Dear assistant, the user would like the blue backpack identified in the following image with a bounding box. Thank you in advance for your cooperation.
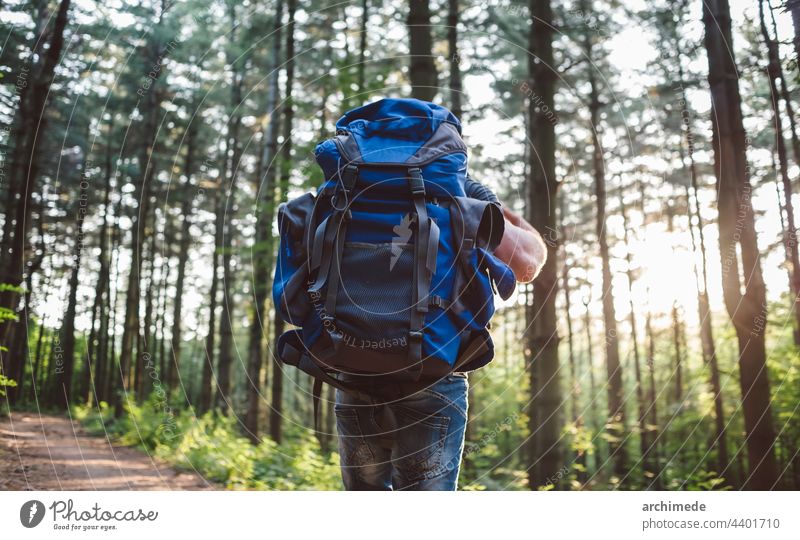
[273,98,515,408]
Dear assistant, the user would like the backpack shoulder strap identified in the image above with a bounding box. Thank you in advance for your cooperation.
[406,167,439,380]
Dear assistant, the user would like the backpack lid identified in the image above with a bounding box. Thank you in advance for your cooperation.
[333,98,465,165]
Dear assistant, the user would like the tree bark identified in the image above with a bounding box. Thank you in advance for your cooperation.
[104,194,123,404]
[664,19,730,477]
[357,0,368,95]
[115,36,166,419]
[138,211,158,400]
[665,208,685,406]
[0,0,71,367]
[759,0,800,346]
[199,188,222,414]
[525,0,562,490]
[169,120,198,392]
[83,115,114,404]
[245,0,283,444]
[619,184,648,482]
[407,0,437,101]
[702,0,778,490]
[786,0,800,70]
[643,307,663,489]
[581,2,626,479]
[215,4,246,414]
[447,0,463,119]
[54,170,88,410]
[561,239,585,483]
[270,0,296,444]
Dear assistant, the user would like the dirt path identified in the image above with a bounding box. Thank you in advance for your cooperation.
[0,411,216,490]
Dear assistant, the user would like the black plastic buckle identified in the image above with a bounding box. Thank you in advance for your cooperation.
[409,330,424,341]
[429,295,443,308]
[408,168,426,196]
[341,164,358,192]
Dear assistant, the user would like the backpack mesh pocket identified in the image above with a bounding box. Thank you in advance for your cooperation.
[333,242,413,345]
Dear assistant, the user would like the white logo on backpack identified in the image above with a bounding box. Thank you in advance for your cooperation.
[390,213,413,270]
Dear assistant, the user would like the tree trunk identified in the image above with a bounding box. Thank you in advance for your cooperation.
[115,37,165,419]
[759,0,800,346]
[84,116,114,404]
[561,242,585,483]
[0,0,71,366]
[618,185,648,483]
[447,0,462,119]
[270,0,296,444]
[169,120,198,392]
[666,206,684,406]
[664,22,731,477]
[786,0,800,70]
[582,9,626,478]
[199,187,222,414]
[769,3,800,172]
[407,0,437,101]
[138,212,158,400]
[525,0,561,490]
[644,308,663,489]
[154,237,170,395]
[9,269,36,403]
[246,0,283,444]
[104,196,123,404]
[702,0,778,490]
[215,4,246,414]
[357,0,368,94]
[54,176,88,410]
[581,291,603,480]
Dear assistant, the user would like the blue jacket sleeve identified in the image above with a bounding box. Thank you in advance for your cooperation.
[464,176,499,203]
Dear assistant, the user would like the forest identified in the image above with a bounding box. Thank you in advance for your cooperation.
[1,0,800,491]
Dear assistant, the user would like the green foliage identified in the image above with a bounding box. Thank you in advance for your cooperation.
[72,394,342,490]
[0,373,17,397]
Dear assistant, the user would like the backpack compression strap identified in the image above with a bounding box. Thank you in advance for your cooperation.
[407,168,440,378]
[308,165,358,334]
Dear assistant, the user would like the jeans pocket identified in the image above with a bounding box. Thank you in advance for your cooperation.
[334,407,374,466]
[391,405,451,482]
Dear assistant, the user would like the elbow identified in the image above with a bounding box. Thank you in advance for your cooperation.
[514,251,544,284]
[494,221,548,284]
[515,234,547,283]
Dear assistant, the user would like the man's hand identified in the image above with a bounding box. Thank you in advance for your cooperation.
[493,205,547,283]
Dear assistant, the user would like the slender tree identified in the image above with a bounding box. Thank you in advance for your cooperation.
[447,0,463,119]
[407,0,437,101]
[270,0,297,444]
[702,0,779,490]
[246,0,284,443]
[618,183,648,480]
[580,0,626,479]
[759,0,800,345]
[357,0,368,95]
[169,118,199,392]
[525,0,562,490]
[786,0,800,67]
[116,20,170,418]
[0,0,71,366]
[83,114,115,404]
[215,1,247,413]
[54,152,89,409]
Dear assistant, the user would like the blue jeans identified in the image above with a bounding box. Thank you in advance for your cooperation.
[335,374,468,490]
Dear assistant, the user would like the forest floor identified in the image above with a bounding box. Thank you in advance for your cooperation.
[0,411,216,490]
